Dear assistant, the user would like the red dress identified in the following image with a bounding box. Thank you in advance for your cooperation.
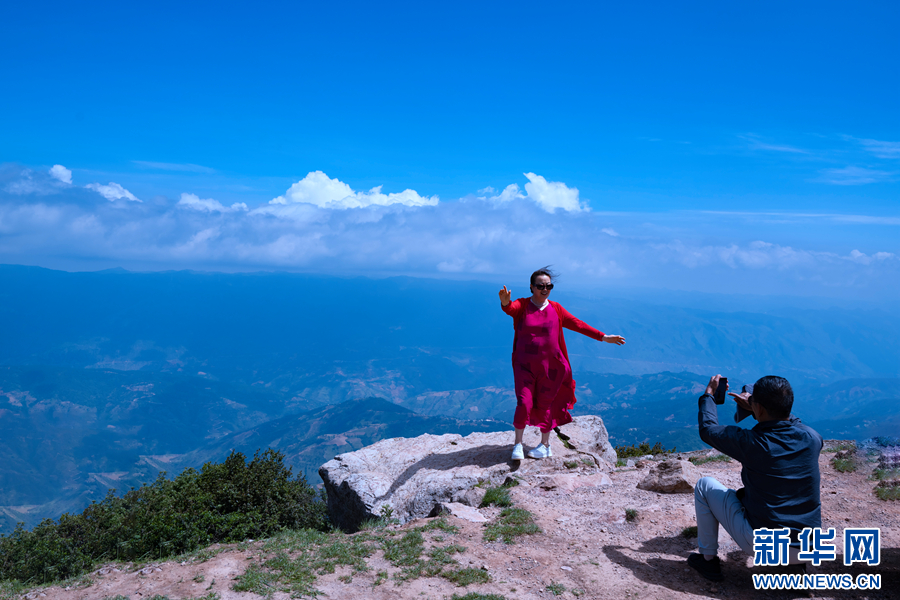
[502,299,605,432]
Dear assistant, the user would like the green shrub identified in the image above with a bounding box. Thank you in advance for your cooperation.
[615,442,676,459]
[625,508,638,522]
[680,526,698,538]
[0,449,327,584]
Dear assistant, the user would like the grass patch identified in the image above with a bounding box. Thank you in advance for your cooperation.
[235,528,376,597]
[616,459,627,467]
[689,454,731,465]
[232,560,284,596]
[615,442,676,459]
[681,525,698,538]
[450,594,509,600]
[382,530,425,567]
[484,508,541,544]
[564,460,579,469]
[417,517,460,534]
[875,481,900,501]
[581,457,595,466]
[546,582,566,595]
[231,511,463,595]
[442,567,491,586]
[480,486,512,508]
[625,508,638,522]
[832,457,857,473]
[869,468,900,481]
[381,529,468,582]
[479,479,519,508]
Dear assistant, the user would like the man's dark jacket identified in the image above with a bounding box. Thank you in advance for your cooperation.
[698,394,823,533]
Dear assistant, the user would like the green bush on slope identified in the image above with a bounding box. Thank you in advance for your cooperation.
[0,449,327,584]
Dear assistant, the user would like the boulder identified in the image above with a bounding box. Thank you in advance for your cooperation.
[434,502,489,523]
[636,459,700,494]
[319,415,616,530]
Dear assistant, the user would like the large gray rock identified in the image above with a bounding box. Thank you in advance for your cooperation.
[319,415,616,530]
[636,459,701,494]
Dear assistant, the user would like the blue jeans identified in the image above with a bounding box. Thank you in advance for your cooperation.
[694,476,754,556]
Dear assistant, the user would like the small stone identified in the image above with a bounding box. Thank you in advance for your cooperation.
[561,566,573,571]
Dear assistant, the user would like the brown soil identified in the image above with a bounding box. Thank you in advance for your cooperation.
[21,451,899,600]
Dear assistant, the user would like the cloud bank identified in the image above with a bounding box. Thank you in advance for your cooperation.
[1,164,898,300]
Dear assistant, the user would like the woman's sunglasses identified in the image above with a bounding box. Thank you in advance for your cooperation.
[533,284,554,291]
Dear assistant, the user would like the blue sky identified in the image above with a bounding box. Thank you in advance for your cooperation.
[1,1,898,300]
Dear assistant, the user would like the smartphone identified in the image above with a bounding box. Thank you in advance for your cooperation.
[713,377,728,405]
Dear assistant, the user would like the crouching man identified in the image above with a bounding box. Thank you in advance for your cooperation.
[688,375,823,582]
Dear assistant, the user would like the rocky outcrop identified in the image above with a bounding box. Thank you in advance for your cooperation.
[636,459,700,494]
[319,415,616,530]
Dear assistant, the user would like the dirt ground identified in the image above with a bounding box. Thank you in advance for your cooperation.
[21,450,899,600]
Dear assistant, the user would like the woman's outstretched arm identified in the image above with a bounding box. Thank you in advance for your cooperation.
[557,305,626,345]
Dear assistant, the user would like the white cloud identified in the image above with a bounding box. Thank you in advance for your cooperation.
[271,171,438,209]
[479,174,587,213]
[847,249,897,265]
[601,228,619,237]
[49,165,72,184]
[178,193,248,213]
[86,182,141,202]
[818,166,895,185]
[523,172,586,212]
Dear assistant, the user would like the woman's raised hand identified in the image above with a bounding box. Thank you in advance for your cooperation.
[602,335,626,345]
[499,285,512,306]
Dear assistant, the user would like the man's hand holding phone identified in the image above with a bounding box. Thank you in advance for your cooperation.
[705,374,729,405]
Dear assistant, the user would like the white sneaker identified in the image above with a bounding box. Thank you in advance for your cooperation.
[511,443,524,460]
[527,444,552,459]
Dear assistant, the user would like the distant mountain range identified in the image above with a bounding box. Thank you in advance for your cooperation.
[1,265,898,533]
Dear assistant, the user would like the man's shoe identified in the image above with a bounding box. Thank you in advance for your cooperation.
[687,553,724,582]
[511,443,524,460]
[526,444,552,459]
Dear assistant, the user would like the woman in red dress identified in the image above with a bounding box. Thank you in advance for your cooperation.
[499,267,625,460]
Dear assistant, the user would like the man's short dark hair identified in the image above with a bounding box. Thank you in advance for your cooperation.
[752,376,793,419]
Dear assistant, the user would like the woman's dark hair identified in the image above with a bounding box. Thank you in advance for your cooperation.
[530,266,557,287]
[751,376,793,419]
